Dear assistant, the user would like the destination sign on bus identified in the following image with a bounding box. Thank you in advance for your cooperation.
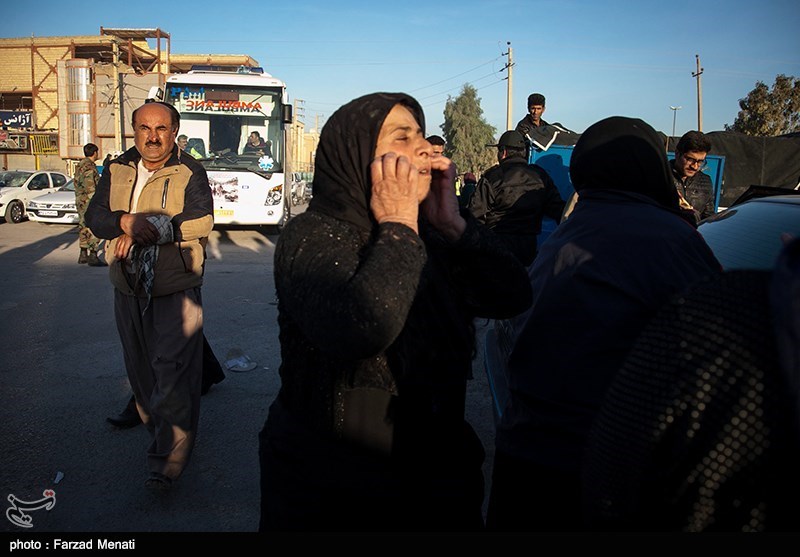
[183,99,271,114]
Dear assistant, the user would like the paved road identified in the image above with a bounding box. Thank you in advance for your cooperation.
[0,216,497,534]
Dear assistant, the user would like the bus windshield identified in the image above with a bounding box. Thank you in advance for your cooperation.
[167,84,284,173]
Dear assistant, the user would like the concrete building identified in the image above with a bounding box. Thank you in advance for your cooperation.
[0,27,258,173]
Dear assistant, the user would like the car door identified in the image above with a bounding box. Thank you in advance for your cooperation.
[25,172,54,202]
[50,173,67,190]
[24,172,60,209]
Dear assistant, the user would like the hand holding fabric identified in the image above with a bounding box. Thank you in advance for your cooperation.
[370,152,420,234]
[114,234,135,261]
[421,155,466,242]
[120,213,159,245]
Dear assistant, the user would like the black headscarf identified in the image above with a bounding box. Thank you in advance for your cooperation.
[569,116,681,211]
[305,92,475,390]
[307,92,426,231]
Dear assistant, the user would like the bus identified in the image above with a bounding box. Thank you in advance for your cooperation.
[159,65,293,227]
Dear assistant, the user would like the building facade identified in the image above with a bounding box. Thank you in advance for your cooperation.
[0,28,258,173]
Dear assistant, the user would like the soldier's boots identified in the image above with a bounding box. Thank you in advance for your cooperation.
[87,250,107,267]
[78,248,88,264]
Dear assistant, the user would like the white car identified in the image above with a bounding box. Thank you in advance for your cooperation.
[27,179,80,225]
[0,170,69,223]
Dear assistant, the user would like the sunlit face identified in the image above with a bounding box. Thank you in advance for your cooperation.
[249,133,260,145]
[374,104,432,202]
[134,103,177,170]
[528,104,545,125]
[177,136,188,150]
[675,150,708,179]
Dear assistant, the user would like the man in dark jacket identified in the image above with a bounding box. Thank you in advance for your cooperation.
[86,101,214,492]
[672,130,715,223]
[515,93,579,150]
[468,130,565,266]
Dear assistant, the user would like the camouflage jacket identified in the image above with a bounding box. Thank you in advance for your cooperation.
[74,157,99,196]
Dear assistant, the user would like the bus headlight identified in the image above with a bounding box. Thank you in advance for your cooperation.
[265,185,283,206]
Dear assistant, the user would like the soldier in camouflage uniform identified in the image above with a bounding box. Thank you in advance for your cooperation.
[74,143,106,266]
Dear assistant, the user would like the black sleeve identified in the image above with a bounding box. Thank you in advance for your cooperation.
[275,217,427,359]
[467,175,493,223]
[85,164,126,239]
[536,166,567,221]
[436,213,533,318]
[700,173,715,219]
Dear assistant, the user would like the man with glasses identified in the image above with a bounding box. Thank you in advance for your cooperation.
[672,130,714,223]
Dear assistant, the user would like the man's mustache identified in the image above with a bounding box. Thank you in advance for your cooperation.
[146,140,162,147]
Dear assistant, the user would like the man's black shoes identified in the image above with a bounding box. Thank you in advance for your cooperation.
[106,395,142,429]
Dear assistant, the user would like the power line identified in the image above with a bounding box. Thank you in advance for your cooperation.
[409,58,501,93]
[417,70,504,102]
[302,60,503,110]
[421,78,506,109]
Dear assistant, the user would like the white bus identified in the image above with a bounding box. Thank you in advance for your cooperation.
[160,65,293,227]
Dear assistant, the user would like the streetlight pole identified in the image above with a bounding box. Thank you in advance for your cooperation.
[670,105,682,140]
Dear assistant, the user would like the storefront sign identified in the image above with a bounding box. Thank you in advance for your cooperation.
[0,111,33,129]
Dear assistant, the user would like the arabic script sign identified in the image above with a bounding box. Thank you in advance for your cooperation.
[0,111,33,129]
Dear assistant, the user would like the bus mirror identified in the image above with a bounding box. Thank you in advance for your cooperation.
[146,86,165,102]
[283,104,293,124]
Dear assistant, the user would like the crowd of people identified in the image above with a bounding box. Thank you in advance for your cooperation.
[82,87,797,533]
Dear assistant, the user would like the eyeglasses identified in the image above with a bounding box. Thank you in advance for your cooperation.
[683,154,707,170]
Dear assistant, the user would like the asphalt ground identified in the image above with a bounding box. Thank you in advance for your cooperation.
[0,212,497,538]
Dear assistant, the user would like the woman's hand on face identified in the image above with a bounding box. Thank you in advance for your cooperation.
[420,155,466,242]
[370,152,421,234]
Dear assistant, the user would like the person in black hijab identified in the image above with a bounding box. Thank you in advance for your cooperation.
[258,92,532,532]
[582,238,800,532]
[487,116,722,531]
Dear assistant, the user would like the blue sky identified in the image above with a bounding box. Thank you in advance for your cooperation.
[3,0,799,139]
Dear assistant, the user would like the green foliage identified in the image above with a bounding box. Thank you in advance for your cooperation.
[440,84,497,177]
[726,74,800,136]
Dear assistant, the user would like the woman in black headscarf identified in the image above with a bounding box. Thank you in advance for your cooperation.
[259,92,532,532]
[487,116,722,531]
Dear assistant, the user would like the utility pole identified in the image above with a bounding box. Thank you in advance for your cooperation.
[670,105,682,140]
[503,42,514,130]
[111,38,122,152]
[291,99,305,172]
[293,98,305,125]
[692,54,704,131]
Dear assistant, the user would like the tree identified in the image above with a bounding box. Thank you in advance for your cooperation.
[441,84,497,177]
[726,74,800,136]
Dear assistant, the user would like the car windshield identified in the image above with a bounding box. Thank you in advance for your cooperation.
[60,180,75,192]
[0,171,33,188]
[698,198,800,270]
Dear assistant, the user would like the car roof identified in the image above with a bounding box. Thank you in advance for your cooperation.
[750,194,800,204]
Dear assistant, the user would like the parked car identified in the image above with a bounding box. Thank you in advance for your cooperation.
[697,194,800,270]
[289,172,310,206]
[0,170,69,223]
[27,179,80,225]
